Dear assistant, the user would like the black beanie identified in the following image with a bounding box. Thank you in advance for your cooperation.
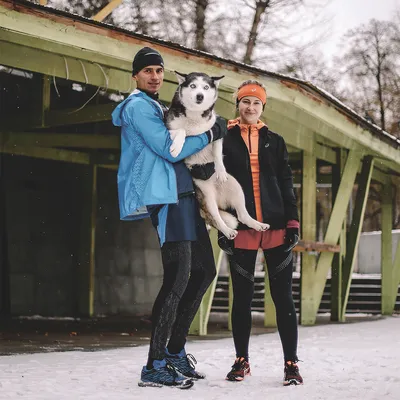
[132,47,164,76]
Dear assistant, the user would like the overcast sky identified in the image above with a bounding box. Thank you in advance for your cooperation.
[322,0,400,57]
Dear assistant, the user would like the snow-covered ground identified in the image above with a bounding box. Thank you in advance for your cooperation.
[1,316,399,400]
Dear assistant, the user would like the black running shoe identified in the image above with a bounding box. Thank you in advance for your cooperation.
[165,349,205,380]
[226,357,251,381]
[283,361,303,386]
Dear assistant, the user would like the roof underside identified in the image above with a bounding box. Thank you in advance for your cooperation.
[0,0,399,177]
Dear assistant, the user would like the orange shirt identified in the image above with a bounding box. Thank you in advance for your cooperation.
[227,118,297,250]
[238,121,264,222]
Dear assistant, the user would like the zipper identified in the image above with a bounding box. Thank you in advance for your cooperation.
[238,129,256,218]
[248,126,252,153]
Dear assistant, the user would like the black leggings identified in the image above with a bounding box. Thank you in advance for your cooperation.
[229,245,298,362]
[148,229,216,364]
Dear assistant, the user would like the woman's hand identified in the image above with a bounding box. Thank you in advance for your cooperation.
[284,227,299,252]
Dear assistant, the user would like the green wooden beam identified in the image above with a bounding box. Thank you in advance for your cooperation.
[1,103,118,132]
[0,142,121,166]
[77,165,97,317]
[340,156,374,321]
[381,182,393,315]
[268,116,336,164]
[390,241,400,312]
[189,228,224,335]
[310,150,362,324]
[0,143,90,164]
[330,149,347,321]
[372,167,389,185]
[1,132,120,149]
[39,75,51,127]
[0,41,129,93]
[92,0,123,22]
[45,103,118,128]
[264,260,277,328]
[0,28,131,72]
[300,149,318,325]
[269,98,400,170]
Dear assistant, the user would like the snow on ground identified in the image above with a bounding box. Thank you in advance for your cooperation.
[1,316,399,400]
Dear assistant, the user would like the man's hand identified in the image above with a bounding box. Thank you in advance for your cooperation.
[284,227,299,252]
[169,128,186,158]
[206,116,228,143]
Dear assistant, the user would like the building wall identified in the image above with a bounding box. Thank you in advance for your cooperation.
[94,168,162,316]
[4,155,80,316]
[357,230,400,274]
[3,155,397,317]
[2,157,162,317]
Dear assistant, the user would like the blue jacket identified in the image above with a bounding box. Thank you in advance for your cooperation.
[112,89,209,221]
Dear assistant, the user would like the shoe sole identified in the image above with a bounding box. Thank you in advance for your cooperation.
[226,371,251,382]
[138,379,194,389]
[182,373,206,380]
[283,379,303,386]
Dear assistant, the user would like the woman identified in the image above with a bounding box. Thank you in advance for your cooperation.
[220,80,303,386]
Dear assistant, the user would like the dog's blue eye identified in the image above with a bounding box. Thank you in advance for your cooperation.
[204,85,209,90]
[190,84,196,89]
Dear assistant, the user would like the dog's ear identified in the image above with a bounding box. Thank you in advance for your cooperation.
[175,71,187,85]
[211,75,224,88]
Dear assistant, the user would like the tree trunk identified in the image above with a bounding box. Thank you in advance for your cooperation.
[195,0,209,52]
[135,2,149,35]
[243,1,270,65]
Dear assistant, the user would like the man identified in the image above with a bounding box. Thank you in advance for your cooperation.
[112,47,227,389]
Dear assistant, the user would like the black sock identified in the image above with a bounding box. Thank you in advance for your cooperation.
[146,357,155,370]
[166,344,182,355]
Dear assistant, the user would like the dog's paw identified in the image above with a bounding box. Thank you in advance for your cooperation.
[222,228,238,240]
[255,222,270,232]
[169,128,186,140]
[170,134,186,158]
[215,167,228,183]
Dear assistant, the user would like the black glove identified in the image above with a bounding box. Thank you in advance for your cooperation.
[206,116,227,143]
[218,231,234,256]
[284,227,299,252]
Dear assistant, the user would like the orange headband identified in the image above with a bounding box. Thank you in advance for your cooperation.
[237,84,267,105]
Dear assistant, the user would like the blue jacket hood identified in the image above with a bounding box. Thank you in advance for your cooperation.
[111,90,148,127]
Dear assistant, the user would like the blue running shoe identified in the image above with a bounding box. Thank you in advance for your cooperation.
[138,359,194,389]
[165,348,206,380]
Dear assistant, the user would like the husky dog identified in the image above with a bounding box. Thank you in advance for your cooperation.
[166,72,269,239]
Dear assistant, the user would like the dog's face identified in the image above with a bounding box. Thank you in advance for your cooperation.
[175,72,224,112]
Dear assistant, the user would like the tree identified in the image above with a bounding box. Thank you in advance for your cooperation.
[40,0,331,70]
[235,0,332,65]
[47,0,116,22]
[278,50,341,97]
[337,19,400,134]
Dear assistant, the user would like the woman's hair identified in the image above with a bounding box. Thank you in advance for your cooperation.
[234,79,267,109]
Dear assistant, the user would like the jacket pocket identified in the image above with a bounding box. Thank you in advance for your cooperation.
[260,176,285,219]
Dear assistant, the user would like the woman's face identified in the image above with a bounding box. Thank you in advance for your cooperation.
[238,96,263,124]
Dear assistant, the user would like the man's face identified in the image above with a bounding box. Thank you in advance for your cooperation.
[133,65,164,94]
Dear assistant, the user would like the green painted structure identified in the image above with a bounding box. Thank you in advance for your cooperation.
[1,0,399,333]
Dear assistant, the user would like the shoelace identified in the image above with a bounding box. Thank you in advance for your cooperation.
[186,353,197,370]
[166,363,179,379]
[285,362,299,376]
[231,357,247,371]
